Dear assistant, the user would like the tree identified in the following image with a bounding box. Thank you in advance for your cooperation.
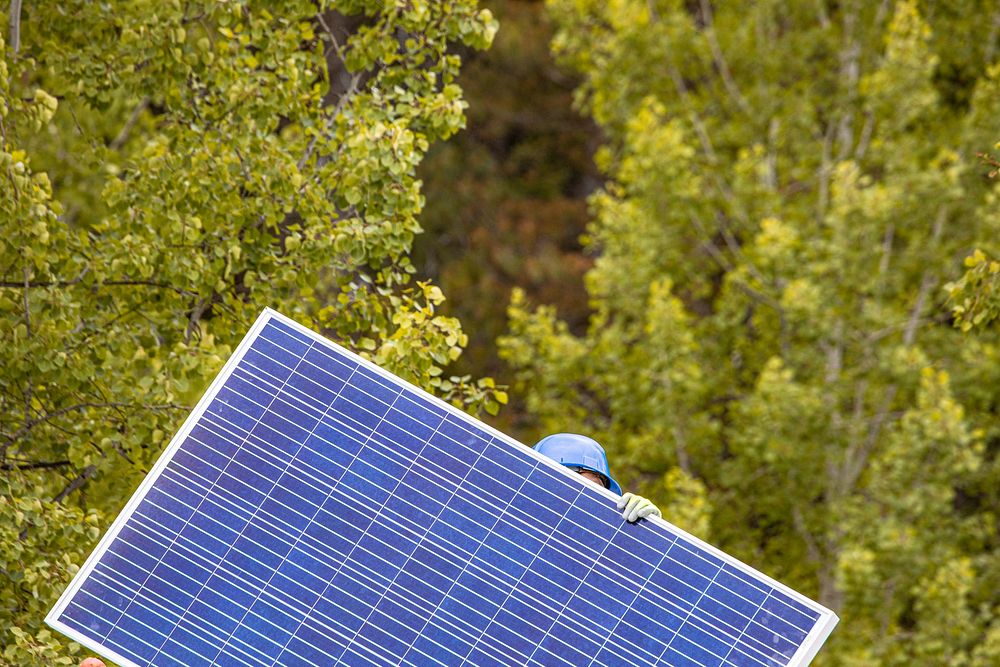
[0,0,497,661]
[502,0,1000,663]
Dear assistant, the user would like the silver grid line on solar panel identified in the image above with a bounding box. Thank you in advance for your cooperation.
[109,486,772,667]
[320,390,466,666]
[589,544,671,665]
[48,308,837,667]
[68,383,655,663]
[111,465,744,667]
[182,361,776,646]
[719,590,772,666]
[396,442,539,666]
[188,352,780,656]
[90,446,700,667]
[465,483,590,667]
[207,350,359,666]
[140,435,615,666]
[657,554,725,662]
[522,497,619,666]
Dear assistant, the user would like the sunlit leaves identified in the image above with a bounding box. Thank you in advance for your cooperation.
[1,0,498,658]
[948,247,1000,332]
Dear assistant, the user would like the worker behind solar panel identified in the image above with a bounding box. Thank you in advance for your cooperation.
[534,433,661,523]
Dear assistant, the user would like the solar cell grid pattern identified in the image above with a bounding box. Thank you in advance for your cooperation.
[49,311,833,667]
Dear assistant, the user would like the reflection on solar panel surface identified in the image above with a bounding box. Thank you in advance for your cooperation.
[48,309,837,667]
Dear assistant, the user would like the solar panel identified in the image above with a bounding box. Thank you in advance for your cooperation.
[48,308,838,667]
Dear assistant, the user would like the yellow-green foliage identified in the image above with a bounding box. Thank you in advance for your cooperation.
[1,0,498,659]
[948,248,1000,331]
[1,477,101,665]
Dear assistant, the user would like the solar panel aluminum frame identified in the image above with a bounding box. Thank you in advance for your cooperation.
[47,308,838,666]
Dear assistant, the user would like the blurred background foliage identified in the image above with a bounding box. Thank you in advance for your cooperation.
[3,0,1000,664]
[486,0,1000,664]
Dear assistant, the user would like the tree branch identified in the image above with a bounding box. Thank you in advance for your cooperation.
[854,111,875,161]
[765,118,779,191]
[672,425,693,475]
[109,97,150,150]
[815,0,831,29]
[817,120,836,222]
[688,211,734,271]
[877,223,894,280]
[0,279,80,288]
[186,297,210,343]
[839,207,948,494]
[22,265,32,448]
[0,276,196,297]
[835,9,860,161]
[52,464,97,505]
[1,459,71,471]
[699,0,751,115]
[103,279,198,296]
[15,463,96,540]
[792,505,823,565]
[986,10,1000,65]
[9,0,22,55]
[4,401,188,448]
[296,71,361,173]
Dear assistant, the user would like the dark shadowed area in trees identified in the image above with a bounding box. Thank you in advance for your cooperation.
[414,0,598,410]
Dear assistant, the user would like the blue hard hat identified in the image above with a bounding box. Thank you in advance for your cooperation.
[533,433,623,496]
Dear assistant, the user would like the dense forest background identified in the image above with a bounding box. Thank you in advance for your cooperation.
[3,0,1000,665]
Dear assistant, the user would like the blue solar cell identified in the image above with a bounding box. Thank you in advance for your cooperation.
[282,622,343,666]
[528,467,580,505]
[244,338,296,375]
[48,309,836,667]
[747,612,803,654]
[723,560,771,593]
[771,589,821,624]
[397,389,447,421]
[263,320,312,351]
[676,542,724,576]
